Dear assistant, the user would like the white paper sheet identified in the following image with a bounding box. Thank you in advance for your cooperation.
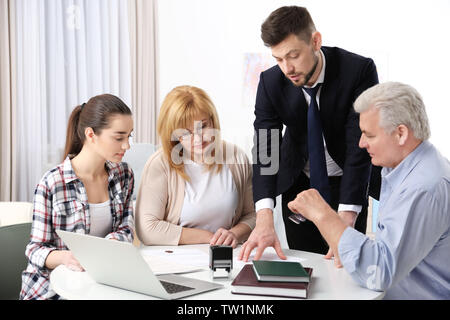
[140,248,209,275]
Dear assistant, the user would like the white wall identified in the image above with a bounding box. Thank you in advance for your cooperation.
[157,0,450,159]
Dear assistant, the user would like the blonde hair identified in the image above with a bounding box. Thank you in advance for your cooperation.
[157,85,222,180]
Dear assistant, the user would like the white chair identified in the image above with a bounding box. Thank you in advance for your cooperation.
[0,202,33,227]
[122,143,156,200]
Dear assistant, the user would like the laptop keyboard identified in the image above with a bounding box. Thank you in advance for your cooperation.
[160,280,195,294]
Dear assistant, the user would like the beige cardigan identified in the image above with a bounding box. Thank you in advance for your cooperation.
[135,141,256,245]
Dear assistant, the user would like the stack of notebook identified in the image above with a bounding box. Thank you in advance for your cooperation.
[231,260,313,299]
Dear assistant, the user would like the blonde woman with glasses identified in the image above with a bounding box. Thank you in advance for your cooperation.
[135,86,255,247]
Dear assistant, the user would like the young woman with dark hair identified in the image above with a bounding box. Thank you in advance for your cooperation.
[20,94,135,300]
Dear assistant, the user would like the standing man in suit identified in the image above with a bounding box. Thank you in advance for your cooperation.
[238,6,379,265]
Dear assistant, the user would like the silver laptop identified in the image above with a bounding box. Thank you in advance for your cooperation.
[56,230,223,299]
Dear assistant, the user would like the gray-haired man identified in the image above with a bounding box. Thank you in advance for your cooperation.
[288,82,450,299]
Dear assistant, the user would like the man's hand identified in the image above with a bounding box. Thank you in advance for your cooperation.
[238,208,286,262]
[324,210,357,268]
[337,210,357,228]
[287,189,332,223]
[288,189,349,269]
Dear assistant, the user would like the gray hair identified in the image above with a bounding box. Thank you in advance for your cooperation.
[354,82,430,141]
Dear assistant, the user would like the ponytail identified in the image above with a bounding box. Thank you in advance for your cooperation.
[62,105,83,161]
[62,94,132,161]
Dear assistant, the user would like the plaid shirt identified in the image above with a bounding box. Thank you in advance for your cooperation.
[20,157,134,300]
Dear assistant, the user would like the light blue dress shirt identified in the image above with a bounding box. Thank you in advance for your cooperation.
[338,141,450,299]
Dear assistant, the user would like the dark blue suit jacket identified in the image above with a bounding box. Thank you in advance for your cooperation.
[252,46,380,206]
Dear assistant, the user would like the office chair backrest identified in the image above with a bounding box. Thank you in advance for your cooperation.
[0,222,32,300]
[122,143,156,200]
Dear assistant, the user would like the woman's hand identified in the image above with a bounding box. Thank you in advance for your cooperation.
[210,228,239,248]
[60,250,85,271]
[46,250,85,272]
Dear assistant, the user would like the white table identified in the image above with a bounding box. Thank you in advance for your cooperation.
[50,244,384,300]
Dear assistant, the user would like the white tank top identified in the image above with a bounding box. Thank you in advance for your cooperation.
[179,162,238,233]
[88,200,112,237]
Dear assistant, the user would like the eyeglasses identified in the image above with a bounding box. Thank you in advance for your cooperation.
[178,118,213,141]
